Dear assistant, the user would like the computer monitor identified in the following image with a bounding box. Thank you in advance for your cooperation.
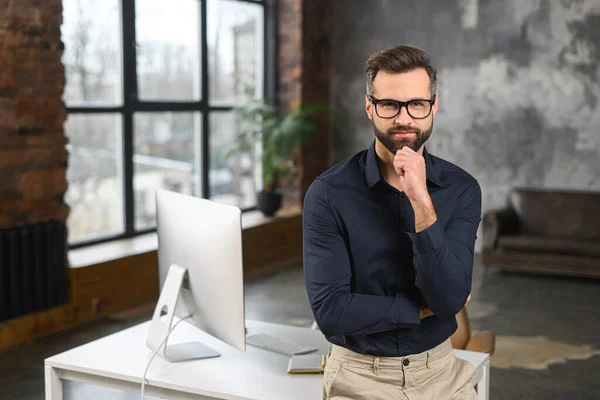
[146,189,246,362]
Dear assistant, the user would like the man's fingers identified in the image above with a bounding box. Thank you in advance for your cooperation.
[394,151,422,165]
[395,148,418,158]
[392,158,408,173]
[394,153,417,164]
[393,161,406,170]
[393,160,417,174]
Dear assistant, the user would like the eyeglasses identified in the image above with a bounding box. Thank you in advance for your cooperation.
[367,95,436,119]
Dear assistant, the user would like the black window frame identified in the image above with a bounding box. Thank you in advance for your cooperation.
[67,0,277,249]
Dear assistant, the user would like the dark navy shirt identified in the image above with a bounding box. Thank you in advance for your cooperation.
[303,141,482,357]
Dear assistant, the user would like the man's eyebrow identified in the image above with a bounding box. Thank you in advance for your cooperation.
[376,97,431,101]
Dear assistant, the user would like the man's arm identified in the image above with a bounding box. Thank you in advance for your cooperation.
[407,184,482,318]
[303,179,421,338]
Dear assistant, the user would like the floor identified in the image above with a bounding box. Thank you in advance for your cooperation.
[0,256,598,399]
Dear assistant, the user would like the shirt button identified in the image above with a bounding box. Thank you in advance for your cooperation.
[403,359,410,366]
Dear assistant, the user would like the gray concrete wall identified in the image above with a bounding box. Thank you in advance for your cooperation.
[331,0,600,234]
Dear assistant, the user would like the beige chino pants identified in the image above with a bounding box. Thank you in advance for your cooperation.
[322,339,477,400]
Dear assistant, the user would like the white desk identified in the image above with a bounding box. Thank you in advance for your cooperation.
[45,320,489,400]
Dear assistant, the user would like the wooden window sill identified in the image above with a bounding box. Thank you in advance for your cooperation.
[68,206,303,269]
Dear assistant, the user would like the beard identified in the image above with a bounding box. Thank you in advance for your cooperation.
[373,119,433,154]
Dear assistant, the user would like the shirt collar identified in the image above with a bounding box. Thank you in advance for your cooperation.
[365,140,443,189]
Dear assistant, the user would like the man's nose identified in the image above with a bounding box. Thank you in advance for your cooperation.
[393,106,413,125]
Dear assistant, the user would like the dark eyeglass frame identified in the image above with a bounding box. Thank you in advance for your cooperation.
[367,94,437,119]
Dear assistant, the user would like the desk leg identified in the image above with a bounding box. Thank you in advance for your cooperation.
[476,360,490,400]
[45,366,63,400]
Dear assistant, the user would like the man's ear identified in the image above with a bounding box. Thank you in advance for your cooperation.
[365,95,373,120]
[432,93,439,117]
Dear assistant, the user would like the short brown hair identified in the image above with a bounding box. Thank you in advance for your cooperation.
[365,45,437,96]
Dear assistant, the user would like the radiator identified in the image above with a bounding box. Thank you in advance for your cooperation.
[0,220,68,322]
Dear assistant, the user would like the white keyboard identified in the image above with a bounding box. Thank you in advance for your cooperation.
[246,333,318,356]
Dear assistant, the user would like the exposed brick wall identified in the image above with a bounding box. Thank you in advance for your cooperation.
[277,0,332,207]
[277,0,302,208]
[277,0,302,112]
[0,0,69,228]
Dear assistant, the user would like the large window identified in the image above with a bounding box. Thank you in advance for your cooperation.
[62,0,272,246]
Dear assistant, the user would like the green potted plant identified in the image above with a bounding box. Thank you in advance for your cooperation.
[227,101,326,216]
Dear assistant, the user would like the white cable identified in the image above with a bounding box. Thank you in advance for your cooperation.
[141,314,191,400]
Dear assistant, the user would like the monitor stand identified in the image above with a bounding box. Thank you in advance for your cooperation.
[146,263,220,362]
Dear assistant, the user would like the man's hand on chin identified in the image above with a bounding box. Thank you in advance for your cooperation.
[393,147,437,232]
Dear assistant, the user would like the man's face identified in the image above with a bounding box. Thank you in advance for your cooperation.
[365,69,438,154]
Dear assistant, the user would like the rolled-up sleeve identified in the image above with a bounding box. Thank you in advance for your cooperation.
[406,183,482,318]
[303,179,420,338]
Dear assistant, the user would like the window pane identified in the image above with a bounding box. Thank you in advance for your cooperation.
[136,0,201,101]
[210,112,257,209]
[65,114,124,243]
[61,0,122,105]
[208,0,264,105]
[134,112,200,230]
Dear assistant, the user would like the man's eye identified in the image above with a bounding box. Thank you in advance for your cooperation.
[381,102,397,109]
[410,101,425,108]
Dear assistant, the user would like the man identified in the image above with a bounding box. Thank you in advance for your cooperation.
[303,44,482,400]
